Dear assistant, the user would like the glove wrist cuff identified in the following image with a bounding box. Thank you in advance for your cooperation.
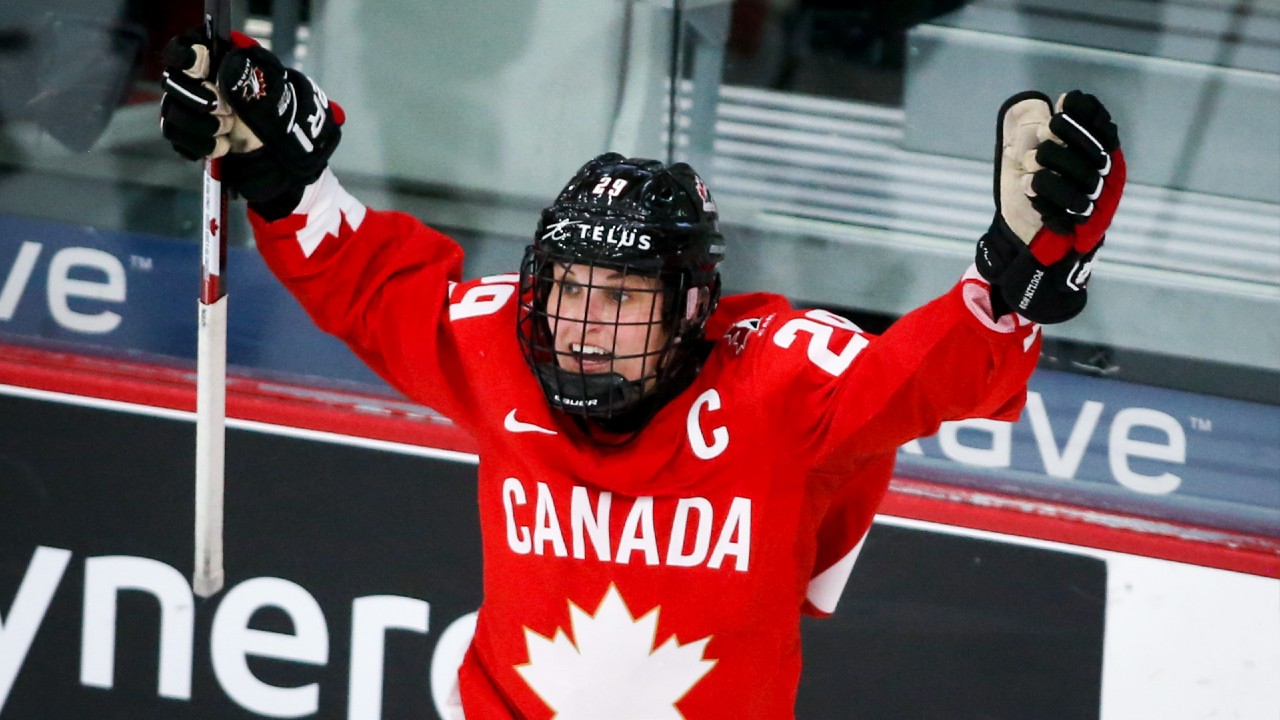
[976,216,1098,325]
[975,217,1022,285]
[223,148,318,210]
[247,186,306,222]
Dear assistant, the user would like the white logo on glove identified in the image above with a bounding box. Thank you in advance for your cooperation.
[1066,258,1094,291]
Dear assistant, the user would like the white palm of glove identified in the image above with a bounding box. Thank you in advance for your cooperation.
[998,95,1053,245]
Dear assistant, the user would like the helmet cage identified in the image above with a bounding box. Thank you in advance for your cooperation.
[517,245,716,421]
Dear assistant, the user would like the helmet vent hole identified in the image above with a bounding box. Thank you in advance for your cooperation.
[650,182,676,207]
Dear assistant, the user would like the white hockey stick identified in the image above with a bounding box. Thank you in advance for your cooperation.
[194,0,231,599]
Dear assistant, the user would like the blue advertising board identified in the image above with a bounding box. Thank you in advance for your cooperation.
[899,371,1280,535]
[2,213,1277,534]
[0,214,380,385]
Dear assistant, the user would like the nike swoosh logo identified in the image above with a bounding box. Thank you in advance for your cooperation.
[504,409,558,435]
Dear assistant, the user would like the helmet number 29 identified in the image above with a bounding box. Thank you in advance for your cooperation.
[591,177,628,198]
[772,310,869,377]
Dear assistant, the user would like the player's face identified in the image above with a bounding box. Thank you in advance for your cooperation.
[546,263,668,384]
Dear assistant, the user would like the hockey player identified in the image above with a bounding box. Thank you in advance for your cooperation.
[161,32,1124,720]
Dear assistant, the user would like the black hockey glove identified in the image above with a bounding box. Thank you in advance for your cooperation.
[160,31,344,218]
[975,90,1125,324]
[160,29,251,160]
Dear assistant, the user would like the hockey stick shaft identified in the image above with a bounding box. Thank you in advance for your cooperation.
[194,0,231,599]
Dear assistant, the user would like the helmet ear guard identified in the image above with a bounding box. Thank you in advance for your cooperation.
[684,287,704,323]
[677,276,720,338]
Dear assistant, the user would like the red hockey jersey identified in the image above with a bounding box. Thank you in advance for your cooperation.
[251,171,1042,720]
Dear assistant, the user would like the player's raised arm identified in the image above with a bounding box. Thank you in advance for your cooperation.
[160,33,472,417]
[804,90,1126,461]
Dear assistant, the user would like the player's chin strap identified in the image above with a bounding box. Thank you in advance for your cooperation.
[535,364,643,419]
[534,339,709,439]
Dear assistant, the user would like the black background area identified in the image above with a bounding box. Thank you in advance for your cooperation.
[798,524,1107,719]
[0,392,483,719]
[1,391,1104,719]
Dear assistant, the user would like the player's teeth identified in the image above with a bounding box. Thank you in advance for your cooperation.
[572,344,609,356]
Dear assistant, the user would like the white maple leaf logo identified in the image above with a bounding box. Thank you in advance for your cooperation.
[515,585,716,719]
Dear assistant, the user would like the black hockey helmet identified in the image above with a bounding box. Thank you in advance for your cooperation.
[517,153,725,429]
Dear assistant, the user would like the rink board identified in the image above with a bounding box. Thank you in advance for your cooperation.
[0,379,1276,720]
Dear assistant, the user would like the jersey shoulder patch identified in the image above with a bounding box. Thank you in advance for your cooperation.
[723,316,766,355]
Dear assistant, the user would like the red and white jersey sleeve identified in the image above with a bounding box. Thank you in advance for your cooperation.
[250,169,488,427]
[711,276,1042,620]
[733,269,1042,468]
